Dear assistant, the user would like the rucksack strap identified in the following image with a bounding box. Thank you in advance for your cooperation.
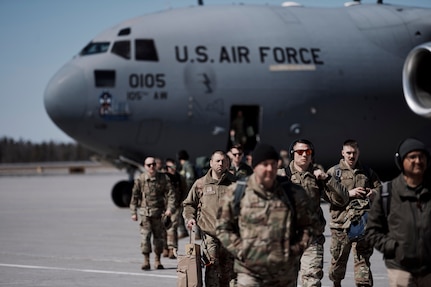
[284,166,292,179]
[279,180,296,221]
[334,164,342,182]
[233,179,247,218]
[381,181,392,217]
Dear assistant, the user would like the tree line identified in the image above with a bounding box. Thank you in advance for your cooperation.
[0,137,94,163]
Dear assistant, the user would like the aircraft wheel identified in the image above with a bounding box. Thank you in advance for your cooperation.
[111,180,133,208]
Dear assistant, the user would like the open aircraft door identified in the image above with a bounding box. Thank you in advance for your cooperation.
[228,105,260,154]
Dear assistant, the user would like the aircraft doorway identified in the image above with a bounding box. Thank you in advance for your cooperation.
[228,105,260,154]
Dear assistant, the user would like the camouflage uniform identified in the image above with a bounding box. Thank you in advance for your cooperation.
[179,160,196,191]
[178,158,197,237]
[164,171,188,250]
[130,171,176,255]
[326,159,381,286]
[216,175,319,287]
[230,161,253,180]
[183,168,237,287]
[288,161,349,287]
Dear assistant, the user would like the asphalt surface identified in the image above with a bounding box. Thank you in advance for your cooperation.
[0,172,389,286]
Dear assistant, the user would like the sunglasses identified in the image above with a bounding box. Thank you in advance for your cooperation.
[232,152,243,157]
[294,149,313,156]
[146,163,156,167]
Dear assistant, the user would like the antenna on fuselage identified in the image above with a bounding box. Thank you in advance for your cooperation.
[198,0,203,5]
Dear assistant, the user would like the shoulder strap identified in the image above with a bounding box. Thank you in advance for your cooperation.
[284,166,292,179]
[278,178,295,215]
[233,179,247,218]
[278,178,300,241]
[280,182,296,222]
[381,181,392,217]
[334,164,342,182]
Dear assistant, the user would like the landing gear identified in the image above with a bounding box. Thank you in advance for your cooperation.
[111,166,136,208]
[111,180,133,207]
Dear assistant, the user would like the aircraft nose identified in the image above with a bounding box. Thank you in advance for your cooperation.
[44,64,87,132]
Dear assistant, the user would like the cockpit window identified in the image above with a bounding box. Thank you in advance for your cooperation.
[135,39,159,61]
[111,41,130,59]
[118,28,131,36]
[80,42,110,56]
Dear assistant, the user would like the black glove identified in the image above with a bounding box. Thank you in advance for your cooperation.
[355,238,371,253]
[290,230,311,256]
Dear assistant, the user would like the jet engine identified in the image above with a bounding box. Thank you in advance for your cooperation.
[403,42,431,118]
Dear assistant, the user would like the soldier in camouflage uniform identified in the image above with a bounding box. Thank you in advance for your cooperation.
[216,143,318,287]
[162,158,188,259]
[178,149,197,238]
[326,140,381,287]
[229,144,253,179]
[183,150,237,287]
[177,149,196,191]
[286,139,350,287]
[130,157,176,270]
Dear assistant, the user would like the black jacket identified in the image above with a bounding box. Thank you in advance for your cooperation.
[366,173,431,275]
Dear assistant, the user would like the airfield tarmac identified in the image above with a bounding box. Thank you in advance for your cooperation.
[0,170,389,287]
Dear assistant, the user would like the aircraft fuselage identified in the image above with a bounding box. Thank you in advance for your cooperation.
[44,3,431,179]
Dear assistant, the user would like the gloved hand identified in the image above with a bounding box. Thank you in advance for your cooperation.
[355,238,371,253]
[290,230,311,256]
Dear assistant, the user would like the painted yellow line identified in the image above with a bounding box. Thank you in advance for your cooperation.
[269,64,316,71]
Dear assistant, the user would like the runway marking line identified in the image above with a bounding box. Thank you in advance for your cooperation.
[0,263,176,279]
[0,263,386,286]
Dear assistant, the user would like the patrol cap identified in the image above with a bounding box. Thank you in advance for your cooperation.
[252,143,279,168]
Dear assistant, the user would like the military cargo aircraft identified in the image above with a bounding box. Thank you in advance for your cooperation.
[44,1,431,207]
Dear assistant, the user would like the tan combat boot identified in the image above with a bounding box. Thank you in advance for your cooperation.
[154,253,164,269]
[162,248,169,257]
[168,248,176,259]
[141,253,150,270]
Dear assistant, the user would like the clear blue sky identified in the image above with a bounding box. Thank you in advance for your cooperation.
[1,0,430,143]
